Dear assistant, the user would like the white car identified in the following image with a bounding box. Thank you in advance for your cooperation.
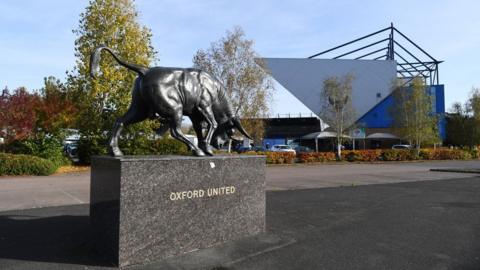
[270,144,296,154]
[392,144,411,150]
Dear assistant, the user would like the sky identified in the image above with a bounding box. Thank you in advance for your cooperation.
[1,0,479,115]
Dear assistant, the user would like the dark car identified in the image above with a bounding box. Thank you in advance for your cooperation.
[236,146,252,153]
[295,146,314,153]
[252,146,266,152]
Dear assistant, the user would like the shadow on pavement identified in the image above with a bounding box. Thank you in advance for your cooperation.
[0,212,113,267]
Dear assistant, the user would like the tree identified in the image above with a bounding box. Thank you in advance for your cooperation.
[192,26,274,144]
[469,87,480,142]
[36,76,78,136]
[67,0,157,157]
[446,87,480,148]
[0,87,41,142]
[446,102,473,147]
[391,78,440,153]
[319,74,356,159]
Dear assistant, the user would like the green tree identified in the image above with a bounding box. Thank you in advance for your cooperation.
[68,0,157,159]
[446,87,480,148]
[469,87,480,144]
[446,102,473,147]
[320,74,356,159]
[192,26,274,144]
[391,78,440,153]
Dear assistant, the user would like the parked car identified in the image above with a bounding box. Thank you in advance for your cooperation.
[295,146,314,153]
[251,146,266,152]
[64,142,79,162]
[392,144,411,150]
[270,144,296,154]
[236,146,252,153]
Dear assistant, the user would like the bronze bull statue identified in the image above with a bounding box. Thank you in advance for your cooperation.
[90,46,252,157]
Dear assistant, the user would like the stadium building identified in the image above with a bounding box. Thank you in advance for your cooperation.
[258,24,445,150]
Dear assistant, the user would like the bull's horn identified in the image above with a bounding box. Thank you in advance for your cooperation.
[233,117,253,140]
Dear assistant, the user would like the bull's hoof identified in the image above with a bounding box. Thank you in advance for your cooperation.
[199,142,214,156]
[204,146,214,156]
[192,148,206,157]
[109,147,124,157]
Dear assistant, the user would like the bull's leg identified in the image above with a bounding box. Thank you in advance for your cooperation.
[170,110,205,157]
[109,121,124,156]
[109,101,147,157]
[197,105,217,156]
[190,114,211,155]
[109,113,147,156]
[155,120,170,137]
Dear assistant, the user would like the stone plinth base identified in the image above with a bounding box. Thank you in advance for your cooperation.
[90,155,265,267]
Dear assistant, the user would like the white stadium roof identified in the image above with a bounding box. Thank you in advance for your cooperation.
[261,58,397,121]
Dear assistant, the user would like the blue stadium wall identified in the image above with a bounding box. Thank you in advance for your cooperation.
[357,85,446,140]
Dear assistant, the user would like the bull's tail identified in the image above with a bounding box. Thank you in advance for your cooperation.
[90,45,148,78]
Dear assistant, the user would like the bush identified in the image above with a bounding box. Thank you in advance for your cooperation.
[241,151,295,164]
[344,151,361,162]
[420,148,470,160]
[1,136,70,167]
[297,152,336,163]
[77,136,108,164]
[149,138,189,155]
[297,148,474,163]
[78,136,190,164]
[381,149,398,161]
[380,149,416,161]
[469,148,479,159]
[0,153,57,176]
[258,152,295,164]
[343,150,382,162]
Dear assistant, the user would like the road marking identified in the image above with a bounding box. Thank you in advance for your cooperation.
[59,189,85,204]
[224,238,297,266]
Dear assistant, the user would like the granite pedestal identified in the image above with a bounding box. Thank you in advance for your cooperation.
[90,155,266,267]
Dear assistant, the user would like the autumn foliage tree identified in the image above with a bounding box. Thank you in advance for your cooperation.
[36,76,77,136]
[0,87,40,142]
[193,27,274,144]
[0,79,79,166]
[67,0,157,159]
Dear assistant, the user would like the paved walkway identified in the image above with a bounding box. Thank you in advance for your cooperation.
[0,173,89,211]
[1,177,480,269]
[266,160,479,190]
[0,160,478,211]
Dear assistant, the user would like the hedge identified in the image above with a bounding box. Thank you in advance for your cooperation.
[419,148,471,160]
[244,151,296,164]
[1,137,70,168]
[297,152,336,163]
[78,136,189,164]
[265,152,296,164]
[0,153,58,176]
[343,150,382,162]
[295,148,476,163]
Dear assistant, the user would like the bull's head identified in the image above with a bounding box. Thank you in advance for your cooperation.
[211,117,252,149]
